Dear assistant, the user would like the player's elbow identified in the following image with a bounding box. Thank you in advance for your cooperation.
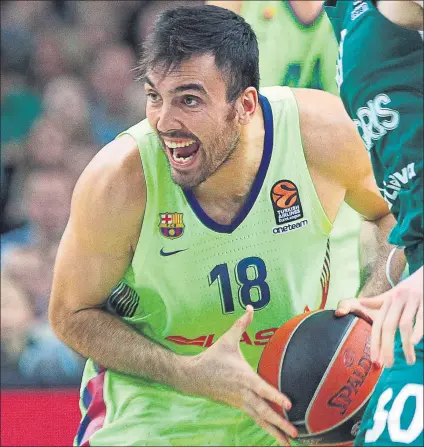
[48,292,74,344]
[48,302,65,342]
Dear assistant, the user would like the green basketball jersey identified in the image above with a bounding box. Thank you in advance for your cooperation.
[241,1,339,94]
[118,87,336,363]
[76,87,357,446]
[325,0,424,273]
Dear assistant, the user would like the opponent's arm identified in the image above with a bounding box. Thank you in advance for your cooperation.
[377,0,423,30]
[49,135,296,445]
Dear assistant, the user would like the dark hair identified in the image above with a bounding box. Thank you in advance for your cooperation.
[136,5,260,102]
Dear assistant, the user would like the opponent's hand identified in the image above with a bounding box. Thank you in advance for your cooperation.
[185,305,297,446]
[335,296,382,326]
[336,266,423,367]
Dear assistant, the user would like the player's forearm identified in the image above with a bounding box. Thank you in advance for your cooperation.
[358,214,406,297]
[51,307,193,391]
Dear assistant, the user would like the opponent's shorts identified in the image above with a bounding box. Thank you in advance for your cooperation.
[354,334,423,446]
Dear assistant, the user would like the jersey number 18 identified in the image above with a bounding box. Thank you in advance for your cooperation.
[208,256,271,314]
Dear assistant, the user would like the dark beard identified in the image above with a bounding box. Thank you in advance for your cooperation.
[164,103,240,189]
[172,129,240,189]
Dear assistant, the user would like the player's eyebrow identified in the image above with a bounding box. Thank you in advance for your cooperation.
[171,83,208,96]
[144,76,208,97]
[144,76,156,88]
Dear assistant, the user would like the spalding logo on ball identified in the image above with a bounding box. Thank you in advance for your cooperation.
[258,310,383,446]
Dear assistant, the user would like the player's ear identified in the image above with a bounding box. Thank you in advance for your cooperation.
[236,87,258,125]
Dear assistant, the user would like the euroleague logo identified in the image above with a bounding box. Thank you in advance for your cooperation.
[270,180,306,233]
[271,180,299,209]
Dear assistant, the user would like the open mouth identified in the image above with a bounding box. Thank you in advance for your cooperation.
[165,140,200,168]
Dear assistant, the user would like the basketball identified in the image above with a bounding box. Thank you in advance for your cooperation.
[258,310,383,446]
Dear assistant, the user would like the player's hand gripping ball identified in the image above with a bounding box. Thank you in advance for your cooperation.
[258,310,383,445]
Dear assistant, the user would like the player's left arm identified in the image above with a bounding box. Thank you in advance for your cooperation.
[296,88,420,367]
[318,95,422,368]
[337,142,423,367]
[312,97,407,296]
[295,88,405,293]
[342,156,406,297]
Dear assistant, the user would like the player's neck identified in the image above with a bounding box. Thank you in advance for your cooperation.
[192,106,265,223]
[288,0,324,24]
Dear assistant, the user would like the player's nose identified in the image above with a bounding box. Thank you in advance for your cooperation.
[156,103,183,134]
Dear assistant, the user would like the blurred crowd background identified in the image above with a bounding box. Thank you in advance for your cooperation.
[1,0,337,388]
[1,0,205,387]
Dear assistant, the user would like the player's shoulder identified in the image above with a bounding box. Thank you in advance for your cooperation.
[292,88,370,182]
[292,88,353,133]
[73,133,145,216]
[262,86,351,131]
[260,86,293,102]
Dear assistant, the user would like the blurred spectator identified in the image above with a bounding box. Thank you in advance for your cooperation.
[66,143,99,183]
[2,245,58,320]
[88,43,138,145]
[1,167,73,259]
[74,1,121,38]
[1,69,42,147]
[1,69,43,231]
[1,276,37,387]
[29,29,70,90]
[135,0,202,43]
[3,118,71,226]
[1,1,53,74]
[1,1,53,34]
[26,117,71,168]
[43,75,92,140]
[1,275,84,387]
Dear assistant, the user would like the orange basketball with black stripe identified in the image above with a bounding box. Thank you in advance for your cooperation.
[258,310,383,446]
[271,180,298,208]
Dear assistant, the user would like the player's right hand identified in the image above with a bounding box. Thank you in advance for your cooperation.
[183,305,298,446]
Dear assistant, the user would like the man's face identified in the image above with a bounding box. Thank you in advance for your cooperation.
[145,55,241,188]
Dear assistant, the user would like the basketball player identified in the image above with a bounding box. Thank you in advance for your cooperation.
[207,0,363,330]
[49,6,404,446]
[324,1,423,446]
[207,0,339,92]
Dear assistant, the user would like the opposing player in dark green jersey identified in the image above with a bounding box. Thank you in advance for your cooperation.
[325,1,423,446]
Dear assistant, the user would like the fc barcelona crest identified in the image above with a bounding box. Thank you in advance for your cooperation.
[159,213,185,239]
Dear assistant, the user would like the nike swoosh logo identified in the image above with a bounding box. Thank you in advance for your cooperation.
[160,248,188,257]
